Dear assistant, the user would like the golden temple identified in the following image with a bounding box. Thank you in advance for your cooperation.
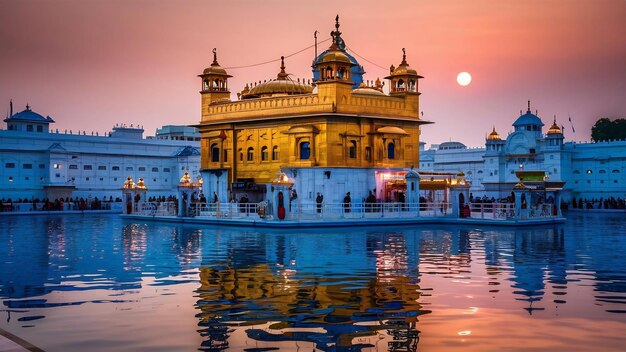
[196,16,431,202]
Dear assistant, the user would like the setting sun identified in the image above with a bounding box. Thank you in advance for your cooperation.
[457,71,472,86]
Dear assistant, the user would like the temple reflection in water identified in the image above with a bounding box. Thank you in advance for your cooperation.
[190,224,568,351]
[1,214,625,351]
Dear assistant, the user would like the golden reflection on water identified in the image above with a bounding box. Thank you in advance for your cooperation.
[195,263,425,351]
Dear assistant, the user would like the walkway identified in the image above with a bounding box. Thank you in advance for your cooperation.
[0,328,43,352]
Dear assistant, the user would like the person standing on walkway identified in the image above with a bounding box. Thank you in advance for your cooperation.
[343,192,351,213]
[316,192,324,214]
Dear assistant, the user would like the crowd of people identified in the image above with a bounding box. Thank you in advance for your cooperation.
[146,195,178,203]
[570,197,625,210]
[0,196,120,212]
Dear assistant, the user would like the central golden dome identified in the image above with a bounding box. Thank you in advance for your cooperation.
[241,57,313,99]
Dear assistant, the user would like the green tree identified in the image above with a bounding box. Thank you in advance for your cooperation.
[591,118,626,142]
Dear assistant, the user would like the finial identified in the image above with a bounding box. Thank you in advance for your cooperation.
[211,48,219,66]
[329,15,343,50]
[553,114,557,123]
[527,99,531,113]
[26,103,30,110]
[277,56,288,80]
[402,48,407,64]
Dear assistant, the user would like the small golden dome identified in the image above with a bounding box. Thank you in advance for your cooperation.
[487,126,502,140]
[179,171,191,184]
[547,116,562,134]
[136,178,147,190]
[201,49,232,77]
[241,57,313,99]
[385,48,423,79]
[318,50,352,64]
[352,83,385,96]
[122,176,135,189]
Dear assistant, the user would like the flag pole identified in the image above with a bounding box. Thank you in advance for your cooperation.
[568,113,576,142]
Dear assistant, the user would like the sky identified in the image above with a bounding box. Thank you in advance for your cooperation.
[1,0,625,147]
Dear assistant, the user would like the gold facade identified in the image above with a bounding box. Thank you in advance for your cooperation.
[197,18,429,186]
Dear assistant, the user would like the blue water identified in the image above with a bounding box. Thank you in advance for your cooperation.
[0,212,625,351]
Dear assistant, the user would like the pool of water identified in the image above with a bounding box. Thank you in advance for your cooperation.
[0,212,625,351]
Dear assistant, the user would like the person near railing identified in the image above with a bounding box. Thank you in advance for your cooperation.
[343,192,351,213]
[316,192,323,214]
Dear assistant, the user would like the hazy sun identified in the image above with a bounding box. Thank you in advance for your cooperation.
[457,72,472,86]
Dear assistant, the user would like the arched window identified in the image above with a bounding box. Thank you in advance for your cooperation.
[261,146,268,161]
[238,148,243,162]
[203,80,209,90]
[272,146,279,161]
[409,79,416,91]
[348,140,357,159]
[397,79,405,91]
[211,143,219,162]
[325,67,333,79]
[387,142,395,159]
[300,142,311,160]
[338,68,347,80]
[247,147,254,162]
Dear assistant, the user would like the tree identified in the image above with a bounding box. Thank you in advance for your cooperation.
[591,118,626,142]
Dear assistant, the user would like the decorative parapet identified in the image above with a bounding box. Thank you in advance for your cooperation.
[201,92,426,125]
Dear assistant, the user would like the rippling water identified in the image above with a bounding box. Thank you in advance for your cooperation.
[0,212,625,351]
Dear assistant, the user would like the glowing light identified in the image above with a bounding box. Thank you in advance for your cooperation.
[458,330,472,336]
[457,72,472,86]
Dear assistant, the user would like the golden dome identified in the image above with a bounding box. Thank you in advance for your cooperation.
[136,178,147,190]
[179,171,191,184]
[241,57,314,99]
[352,83,384,96]
[201,49,232,77]
[547,116,562,134]
[122,176,135,189]
[318,50,352,64]
[487,126,502,140]
[385,48,423,79]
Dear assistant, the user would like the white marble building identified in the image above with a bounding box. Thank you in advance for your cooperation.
[420,102,625,201]
[1,105,200,200]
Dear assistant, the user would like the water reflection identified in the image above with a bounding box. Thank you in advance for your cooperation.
[0,213,625,351]
[195,230,425,351]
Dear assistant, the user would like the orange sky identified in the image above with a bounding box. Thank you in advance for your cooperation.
[1,0,624,146]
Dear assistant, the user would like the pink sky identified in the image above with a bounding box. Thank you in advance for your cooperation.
[1,0,624,147]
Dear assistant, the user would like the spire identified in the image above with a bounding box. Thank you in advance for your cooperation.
[211,48,219,66]
[277,56,288,80]
[329,15,344,51]
[9,99,12,117]
[548,114,562,135]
